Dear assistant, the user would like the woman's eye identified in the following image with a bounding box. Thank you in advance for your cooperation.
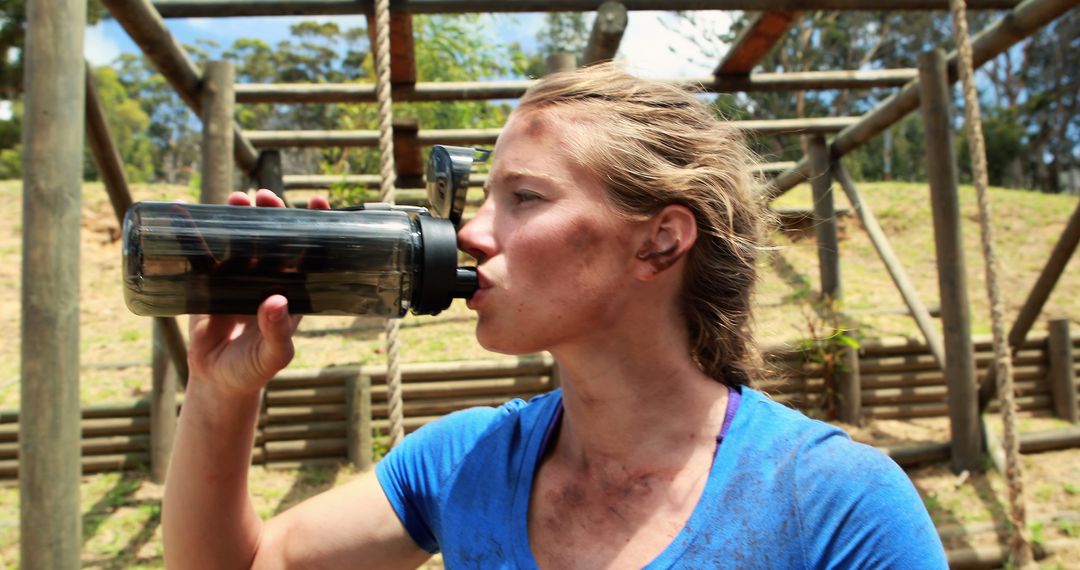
[513,191,541,204]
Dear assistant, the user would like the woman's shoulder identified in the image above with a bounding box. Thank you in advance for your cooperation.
[377,390,561,482]
[734,387,903,480]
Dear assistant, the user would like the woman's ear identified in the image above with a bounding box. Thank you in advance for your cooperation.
[634,204,697,280]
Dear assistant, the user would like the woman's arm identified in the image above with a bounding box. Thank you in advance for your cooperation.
[162,190,430,569]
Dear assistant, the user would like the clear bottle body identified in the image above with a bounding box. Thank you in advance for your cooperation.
[122,202,419,317]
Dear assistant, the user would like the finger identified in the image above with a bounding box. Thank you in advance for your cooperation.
[254,189,287,209]
[255,295,296,375]
[308,195,331,210]
[228,191,252,206]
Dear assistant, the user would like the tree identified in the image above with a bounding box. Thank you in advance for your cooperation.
[84,65,155,182]
[113,52,201,184]
[0,0,104,99]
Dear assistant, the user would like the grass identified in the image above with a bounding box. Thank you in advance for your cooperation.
[0,178,1078,566]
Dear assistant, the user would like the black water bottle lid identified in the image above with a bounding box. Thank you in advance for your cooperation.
[413,215,478,315]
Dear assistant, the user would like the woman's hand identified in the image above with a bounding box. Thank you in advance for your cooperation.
[186,189,331,397]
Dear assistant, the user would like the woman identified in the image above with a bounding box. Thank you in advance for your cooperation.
[163,63,946,569]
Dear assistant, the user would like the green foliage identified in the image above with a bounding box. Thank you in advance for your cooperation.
[85,66,156,183]
[0,98,21,178]
[794,296,860,420]
[113,53,200,184]
[0,0,104,99]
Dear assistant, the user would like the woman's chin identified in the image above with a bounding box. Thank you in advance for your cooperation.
[476,327,539,356]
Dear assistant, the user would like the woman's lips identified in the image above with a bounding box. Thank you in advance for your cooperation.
[467,272,493,310]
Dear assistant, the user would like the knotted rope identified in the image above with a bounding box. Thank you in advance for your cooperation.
[373,0,405,448]
[948,0,1031,565]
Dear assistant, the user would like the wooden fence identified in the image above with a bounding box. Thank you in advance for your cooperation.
[1,332,1077,477]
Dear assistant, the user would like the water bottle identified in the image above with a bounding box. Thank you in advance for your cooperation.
[122,145,483,318]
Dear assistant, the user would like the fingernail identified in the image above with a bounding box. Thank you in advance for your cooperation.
[269,305,286,322]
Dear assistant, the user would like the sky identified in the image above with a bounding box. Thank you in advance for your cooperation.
[82,11,736,79]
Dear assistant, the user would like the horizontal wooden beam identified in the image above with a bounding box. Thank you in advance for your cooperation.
[281,161,795,191]
[762,0,1078,200]
[153,0,1020,18]
[715,11,801,75]
[248,118,857,148]
[234,70,917,104]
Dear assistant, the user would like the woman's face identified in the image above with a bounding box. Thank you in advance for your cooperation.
[457,108,645,354]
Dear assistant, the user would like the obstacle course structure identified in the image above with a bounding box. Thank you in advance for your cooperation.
[19,0,1080,566]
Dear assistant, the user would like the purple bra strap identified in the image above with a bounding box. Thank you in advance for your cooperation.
[716,386,742,445]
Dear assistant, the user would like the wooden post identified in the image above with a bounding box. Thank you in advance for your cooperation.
[255,150,285,199]
[150,321,178,483]
[837,344,861,425]
[347,374,374,470]
[583,1,627,65]
[201,60,235,204]
[21,0,85,563]
[546,52,576,75]
[920,48,981,474]
[1047,318,1077,423]
[833,161,946,367]
[393,118,423,190]
[809,135,841,302]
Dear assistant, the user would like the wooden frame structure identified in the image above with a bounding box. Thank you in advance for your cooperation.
[19,0,1079,565]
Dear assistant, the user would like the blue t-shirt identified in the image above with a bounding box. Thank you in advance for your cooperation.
[376,387,947,569]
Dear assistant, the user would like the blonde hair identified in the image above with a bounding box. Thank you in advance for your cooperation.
[519,62,765,387]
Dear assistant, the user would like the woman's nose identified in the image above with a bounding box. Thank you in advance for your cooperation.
[457,200,495,264]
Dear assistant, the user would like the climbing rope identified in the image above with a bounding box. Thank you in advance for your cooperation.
[948,0,1031,565]
[373,0,405,448]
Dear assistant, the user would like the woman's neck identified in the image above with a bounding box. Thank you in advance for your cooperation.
[549,334,731,474]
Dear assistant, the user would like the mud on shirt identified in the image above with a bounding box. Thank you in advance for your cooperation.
[375,387,947,569]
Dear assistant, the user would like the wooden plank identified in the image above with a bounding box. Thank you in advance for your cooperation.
[83,417,152,437]
[1048,318,1078,422]
[0,454,150,479]
[583,1,628,65]
[809,135,841,301]
[152,0,1022,19]
[255,150,285,199]
[201,60,235,205]
[861,366,1048,389]
[920,48,979,474]
[346,374,373,470]
[860,349,1045,374]
[390,13,416,85]
[715,11,800,75]
[234,70,916,104]
[865,395,1051,419]
[151,321,179,483]
[22,0,85,558]
[262,421,347,441]
[245,118,858,148]
[265,438,347,461]
[393,118,423,188]
[862,380,1049,406]
[0,437,149,459]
